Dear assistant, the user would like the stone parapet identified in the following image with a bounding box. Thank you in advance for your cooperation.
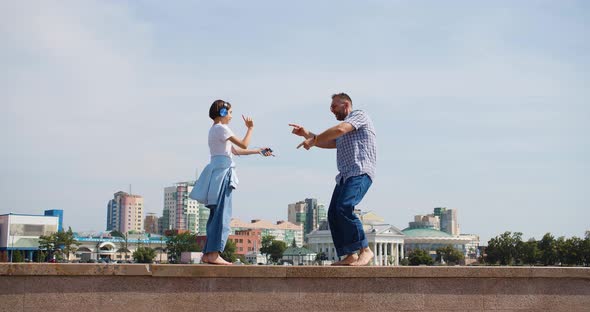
[1,264,589,311]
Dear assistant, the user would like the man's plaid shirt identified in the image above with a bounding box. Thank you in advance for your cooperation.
[335,110,377,184]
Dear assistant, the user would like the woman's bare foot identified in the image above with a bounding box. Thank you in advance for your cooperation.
[205,252,233,265]
[331,253,358,266]
[350,247,373,266]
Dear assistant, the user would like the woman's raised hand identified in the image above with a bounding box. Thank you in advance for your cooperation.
[243,115,254,129]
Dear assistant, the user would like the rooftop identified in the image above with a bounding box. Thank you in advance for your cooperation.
[402,227,453,237]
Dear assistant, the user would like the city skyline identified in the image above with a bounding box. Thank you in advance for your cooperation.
[1,1,588,244]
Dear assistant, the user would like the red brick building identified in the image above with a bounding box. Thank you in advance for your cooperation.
[196,229,261,255]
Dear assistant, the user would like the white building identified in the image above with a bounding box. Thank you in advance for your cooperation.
[74,232,168,263]
[0,213,60,261]
[281,246,317,266]
[245,251,267,265]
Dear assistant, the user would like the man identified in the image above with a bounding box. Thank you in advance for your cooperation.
[289,93,377,266]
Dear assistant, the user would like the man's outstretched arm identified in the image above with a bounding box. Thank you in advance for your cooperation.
[300,122,355,150]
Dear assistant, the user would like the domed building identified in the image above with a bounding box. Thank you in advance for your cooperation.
[402,225,479,262]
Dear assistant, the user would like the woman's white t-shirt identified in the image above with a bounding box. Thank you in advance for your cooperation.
[208,123,234,157]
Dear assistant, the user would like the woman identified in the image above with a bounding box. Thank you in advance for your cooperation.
[189,99,272,265]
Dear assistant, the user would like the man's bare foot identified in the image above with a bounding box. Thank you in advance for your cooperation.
[331,253,358,266]
[205,253,233,265]
[201,254,209,264]
[351,248,373,266]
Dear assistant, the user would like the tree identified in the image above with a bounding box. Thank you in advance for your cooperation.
[484,231,523,265]
[236,254,247,264]
[35,250,46,263]
[12,250,24,262]
[56,227,80,262]
[259,235,275,261]
[558,236,584,266]
[518,239,539,265]
[435,245,464,265]
[269,240,287,263]
[291,238,297,248]
[259,235,289,264]
[408,249,434,266]
[220,240,237,263]
[110,230,125,238]
[538,233,558,266]
[583,234,590,267]
[315,252,327,264]
[133,247,157,263]
[120,233,130,260]
[38,233,58,262]
[166,232,201,263]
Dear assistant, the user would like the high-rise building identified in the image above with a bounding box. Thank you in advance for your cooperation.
[198,204,209,234]
[287,201,306,227]
[106,191,144,233]
[144,213,159,234]
[409,215,440,230]
[304,198,317,235]
[287,198,326,239]
[434,207,460,235]
[157,216,166,235]
[161,182,201,233]
[317,203,327,228]
[410,207,460,236]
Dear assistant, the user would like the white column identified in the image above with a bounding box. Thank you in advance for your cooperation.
[384,242,389,266]
[379,243,383,266]
[373,242,377,265]
[375,243,379,266]
[328,243,333,261]
[401,243,405,260]
[389,243,394,266]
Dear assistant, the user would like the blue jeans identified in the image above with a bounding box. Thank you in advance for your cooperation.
[328,174,372,257]
[203,171,233,253]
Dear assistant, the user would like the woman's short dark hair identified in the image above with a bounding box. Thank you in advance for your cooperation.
[209,100,231,120]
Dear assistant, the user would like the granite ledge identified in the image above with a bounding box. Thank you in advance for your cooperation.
[1,264,589,279]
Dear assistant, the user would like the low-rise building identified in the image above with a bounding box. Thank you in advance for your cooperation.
[0,211,61,262]
[281,246,316,265]
[196,229,261,256]
[74,232,168,263]
[230,218,303,247]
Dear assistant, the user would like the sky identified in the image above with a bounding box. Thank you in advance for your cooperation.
[1,1,588,244]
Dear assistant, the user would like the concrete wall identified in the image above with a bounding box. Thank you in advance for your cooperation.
[1,264,589,311]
